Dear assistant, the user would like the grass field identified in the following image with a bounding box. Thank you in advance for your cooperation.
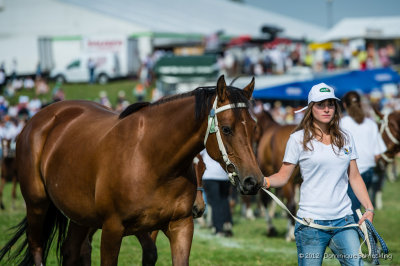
[0,177,399,266]
[7,79,151,107]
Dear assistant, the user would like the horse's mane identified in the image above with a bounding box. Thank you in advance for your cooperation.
[119,102,151,118]
[118,86,250,120]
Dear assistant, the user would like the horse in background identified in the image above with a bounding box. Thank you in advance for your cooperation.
[0,75,263,266]
[255,108,301,241]
[0,138,18,210]
[372,106,400,209]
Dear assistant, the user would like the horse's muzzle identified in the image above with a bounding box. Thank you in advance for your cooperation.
[241,176,259,195]
[192,205,205,218]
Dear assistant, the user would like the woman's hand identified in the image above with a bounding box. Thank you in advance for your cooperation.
[262,177,270,189]
[358,209,374,225]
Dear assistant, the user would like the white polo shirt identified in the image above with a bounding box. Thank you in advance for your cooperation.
[283,129,357,220]
[200,149,229,181]
[340,116,386,174]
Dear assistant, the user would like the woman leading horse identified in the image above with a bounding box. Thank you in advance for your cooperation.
[0,75,264,266]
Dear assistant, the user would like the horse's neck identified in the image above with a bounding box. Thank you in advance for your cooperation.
[128,96,208,176]
[259,111,279,131]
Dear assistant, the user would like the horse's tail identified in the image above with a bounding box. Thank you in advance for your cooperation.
[0,203,69,265]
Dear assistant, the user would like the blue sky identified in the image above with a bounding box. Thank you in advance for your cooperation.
[245,0,400,28]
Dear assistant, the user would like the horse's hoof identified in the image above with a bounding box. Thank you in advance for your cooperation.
[267,227,278,237]
[224,230,234,237]
[245,208,255,220]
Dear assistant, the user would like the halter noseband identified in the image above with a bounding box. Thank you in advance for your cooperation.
[379,113,400,163]
[204,96,247,185]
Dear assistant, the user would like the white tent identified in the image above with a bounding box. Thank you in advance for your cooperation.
[320,16,400,42]
[62,0,325,40]
[0,0,325,75]
[0,0,149,75]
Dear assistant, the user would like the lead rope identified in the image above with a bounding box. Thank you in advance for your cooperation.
[261,188,389,263]
[203,96,247,185]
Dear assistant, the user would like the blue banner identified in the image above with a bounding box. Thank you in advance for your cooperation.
[253,67,400,100]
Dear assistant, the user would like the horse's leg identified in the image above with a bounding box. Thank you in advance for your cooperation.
[11,176,17,209]
[241,195,255,220]
[79,228,97,266]
[163,217,193,266]
[137,232,158,266]
[284,184,296,242]
[62,221,90,266]
[150,230,159,242]
[260,190,277,236]
[100,218,124,266]
[0,176,5,210]
[26,200,50,265]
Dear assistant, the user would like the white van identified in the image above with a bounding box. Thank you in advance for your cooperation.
[50,53,122,84]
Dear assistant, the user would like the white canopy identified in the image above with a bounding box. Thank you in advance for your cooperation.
[320,16,400,42]
[61,0,325,40]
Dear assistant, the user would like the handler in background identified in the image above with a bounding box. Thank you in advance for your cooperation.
[263,83,374,265]
[200,149,233,237]
[341,91,386,221]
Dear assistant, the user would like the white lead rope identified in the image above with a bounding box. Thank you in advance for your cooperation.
[261,188,371,255]
[261,188,359,230]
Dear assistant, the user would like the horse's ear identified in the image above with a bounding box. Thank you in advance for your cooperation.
[372,104,384,120]
[243,77,255,100]
[216,75,227,102]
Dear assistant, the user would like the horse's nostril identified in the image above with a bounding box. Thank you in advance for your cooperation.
[243,176,257,191]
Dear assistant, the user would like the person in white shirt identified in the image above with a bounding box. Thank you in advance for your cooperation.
[200,149,233,237]
[263,83,374,266]
[341,91,386,221]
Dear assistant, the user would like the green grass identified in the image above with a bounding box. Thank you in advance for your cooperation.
[1,177,399,266]
[7,79,153,107]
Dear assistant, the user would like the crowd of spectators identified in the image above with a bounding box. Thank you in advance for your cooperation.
[217,41,398,78]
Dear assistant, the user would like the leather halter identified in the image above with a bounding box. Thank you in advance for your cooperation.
[204,95,247,185]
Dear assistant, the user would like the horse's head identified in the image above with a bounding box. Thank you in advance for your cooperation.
[204,75,264,195]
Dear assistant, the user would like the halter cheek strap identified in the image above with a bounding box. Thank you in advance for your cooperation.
[204,96,247,185]
[380,113,400,145]
[379,113,400,163]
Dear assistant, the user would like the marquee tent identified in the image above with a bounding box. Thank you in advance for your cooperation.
[319,16,400,42]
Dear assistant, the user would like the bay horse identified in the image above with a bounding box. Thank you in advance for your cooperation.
[255,109,300,241]
[372,106,400,209]
[0,138,18,210]
[0,75,263,266]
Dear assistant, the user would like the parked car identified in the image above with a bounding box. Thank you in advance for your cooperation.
[50,53,121,84]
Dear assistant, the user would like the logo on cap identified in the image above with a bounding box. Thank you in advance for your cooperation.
[320,88,331,92]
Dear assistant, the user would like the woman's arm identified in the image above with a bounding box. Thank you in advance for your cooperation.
[264,162,297,188]
[348,159,374,224]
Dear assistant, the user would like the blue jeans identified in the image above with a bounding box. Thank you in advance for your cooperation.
[347,168,374,222]
[295,215,363,266]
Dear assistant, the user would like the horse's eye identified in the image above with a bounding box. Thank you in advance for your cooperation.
[221,126,232,135]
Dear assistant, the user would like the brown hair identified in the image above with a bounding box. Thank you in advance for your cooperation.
[294,99,346,153]
[342,91,365,124]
